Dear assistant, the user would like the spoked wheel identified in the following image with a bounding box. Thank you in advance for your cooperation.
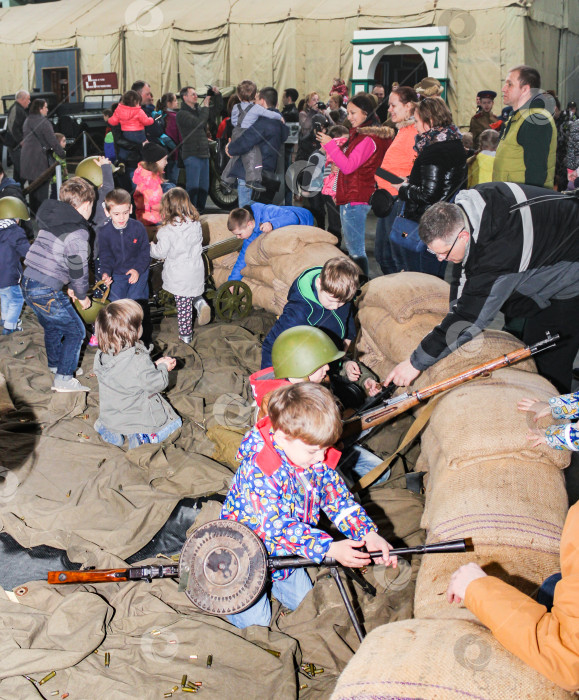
[214,281,252,321]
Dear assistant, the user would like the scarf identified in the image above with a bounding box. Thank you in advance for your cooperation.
[414,124,462,154]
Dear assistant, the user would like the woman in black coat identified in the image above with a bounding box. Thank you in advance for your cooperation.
[21,99,66,212]
[393,97,467,277]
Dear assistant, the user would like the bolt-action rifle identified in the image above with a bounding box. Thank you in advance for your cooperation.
[342,332,558,441]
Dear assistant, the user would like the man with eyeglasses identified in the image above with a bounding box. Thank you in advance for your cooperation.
[385,181,579,393]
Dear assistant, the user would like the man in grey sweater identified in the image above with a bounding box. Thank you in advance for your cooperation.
[21,177,94,392]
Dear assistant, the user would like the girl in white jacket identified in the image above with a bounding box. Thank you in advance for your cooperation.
[150,188,210,343]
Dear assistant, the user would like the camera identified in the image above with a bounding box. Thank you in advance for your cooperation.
[205,85,215,97]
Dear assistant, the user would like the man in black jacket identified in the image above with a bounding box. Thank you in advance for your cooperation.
[6,90,30,185]
[386,182,579,392]
[226,87,289,206]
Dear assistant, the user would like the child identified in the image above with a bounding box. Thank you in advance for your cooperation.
[319,123,349,242]
[220,79,284,193]
[93,299,181,449]
[227,202,314,282]
[156,93,181,185]
[99,189,150,304]
[103,109,117,162]
[107,90,153,149]
[149,188,211,343]
[132,142,173,226]
[221,382,396,629]
[467,129,500,187]
[0,196,30,335]
[20,178,94,392]
[50,133,69,199]
[261,257,358,369]
[518,391,579,450]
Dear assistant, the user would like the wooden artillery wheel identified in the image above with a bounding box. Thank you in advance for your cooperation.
[179,520,268,614]
[214,281,252,321]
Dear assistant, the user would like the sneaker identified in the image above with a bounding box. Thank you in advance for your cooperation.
[51,376,90,392]
[194,298,211,326]
[2,326,22,335]
[49,367,84,377]
[88,334,98,347]
[180,335,192,344]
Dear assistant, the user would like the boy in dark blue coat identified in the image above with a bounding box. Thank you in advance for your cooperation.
[0,197,30,334]
[227,203,314,281]
[99,189,150,303]
[261,257,359,369]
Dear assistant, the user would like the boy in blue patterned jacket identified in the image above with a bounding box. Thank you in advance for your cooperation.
[221,382,396,629]
[519,391,579,450]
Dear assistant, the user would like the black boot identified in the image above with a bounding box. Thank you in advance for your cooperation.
[351,255,369,280]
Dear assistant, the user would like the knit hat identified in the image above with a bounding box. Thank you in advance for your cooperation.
[142,142,168,163]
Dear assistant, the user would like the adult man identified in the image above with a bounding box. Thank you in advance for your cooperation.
[493,65,557,188]
[372,84,386,103]
[469,90,498,147]
[5,89,30,185]
[226,87,289,206]
[281,88,299,205]
[176,86,211,212]
[385,182,579,393]
[131,80,164,144]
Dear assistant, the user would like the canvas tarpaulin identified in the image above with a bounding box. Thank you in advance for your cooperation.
[0,0,578,127]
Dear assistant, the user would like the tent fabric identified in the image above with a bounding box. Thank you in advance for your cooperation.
[0,1,577,128]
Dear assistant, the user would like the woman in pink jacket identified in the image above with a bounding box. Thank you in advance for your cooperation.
[133,142,172,226]
[374,85,418,274]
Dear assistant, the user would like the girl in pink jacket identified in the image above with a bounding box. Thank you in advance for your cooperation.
[133,142,170,226]
[108,90,154,147]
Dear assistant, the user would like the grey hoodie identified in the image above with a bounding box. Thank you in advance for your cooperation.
[94,342,178,434]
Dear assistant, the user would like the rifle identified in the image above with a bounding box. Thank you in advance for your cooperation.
[47,538,467,585]
[342,332,558,440]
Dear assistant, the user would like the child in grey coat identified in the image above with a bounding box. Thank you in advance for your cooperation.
[149,188,210,343]
[93,299,181,449]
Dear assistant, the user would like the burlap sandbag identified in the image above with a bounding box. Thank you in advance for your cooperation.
[330,618,573,700]
[272,278,291,314]
[0,372,14,415]
[422,457,567,552]
[357,272,450,322]
[418,368,570,472]
[357,307,445,365]
[200,213,231,244]
[241,263,276,287]
[244,225,338,266]
[270,244,347,287]
[242,278,277,314]
[414,544,561,621]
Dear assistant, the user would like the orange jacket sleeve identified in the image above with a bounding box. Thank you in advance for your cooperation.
[465,503,579,691]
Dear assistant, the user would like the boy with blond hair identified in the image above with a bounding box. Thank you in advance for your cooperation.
[221,79,284,193]
[221,382,396,628]
[21,177,95,392]
[261,256,359,368]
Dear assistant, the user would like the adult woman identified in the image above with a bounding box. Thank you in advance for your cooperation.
[156,92,181,184]
[318,93,393,277]
[20,98,66,212]
[297,92,321,161]
[393,96,467,277]
[374,86,418,274]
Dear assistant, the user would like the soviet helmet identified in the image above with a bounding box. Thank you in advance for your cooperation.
[272,326,344,379]
[75,156,103,187]
[0,196,30,221]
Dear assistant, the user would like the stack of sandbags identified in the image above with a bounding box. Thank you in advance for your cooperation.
[243,225,344,314]
[200,214,344,314]
[331,618,574,699]
[356,272,450,379]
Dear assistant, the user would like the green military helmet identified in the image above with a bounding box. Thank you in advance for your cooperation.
[272,326,344,379]
[75,156,104,187]
[0,196,30,221]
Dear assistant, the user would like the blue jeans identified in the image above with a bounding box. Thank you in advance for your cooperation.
[21,277,85,377]
[536,572,562,612]
[227,567,312,629]
[237,179,254,207]
[161,182,177,194]
[165,161,180,185]
[109,272,149,302]
[339,444,390,486]
[375,198,403,275]
[340,203,371,272]
[184,156,210,212]
[0,284,24,330]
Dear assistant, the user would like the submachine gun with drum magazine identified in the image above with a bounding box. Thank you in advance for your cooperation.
[48,521,468,641]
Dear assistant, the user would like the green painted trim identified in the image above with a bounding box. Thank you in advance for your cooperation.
[351,36,450,45]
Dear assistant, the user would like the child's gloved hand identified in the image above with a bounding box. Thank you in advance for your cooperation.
[517,396,551,422]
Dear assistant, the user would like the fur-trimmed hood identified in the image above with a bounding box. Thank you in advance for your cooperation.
[357,125,395,140]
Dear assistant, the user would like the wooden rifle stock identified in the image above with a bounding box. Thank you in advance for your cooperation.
[47,564,179,585]
[342,332,558,439]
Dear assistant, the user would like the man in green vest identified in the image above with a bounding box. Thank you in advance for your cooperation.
[493,65,556,189]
